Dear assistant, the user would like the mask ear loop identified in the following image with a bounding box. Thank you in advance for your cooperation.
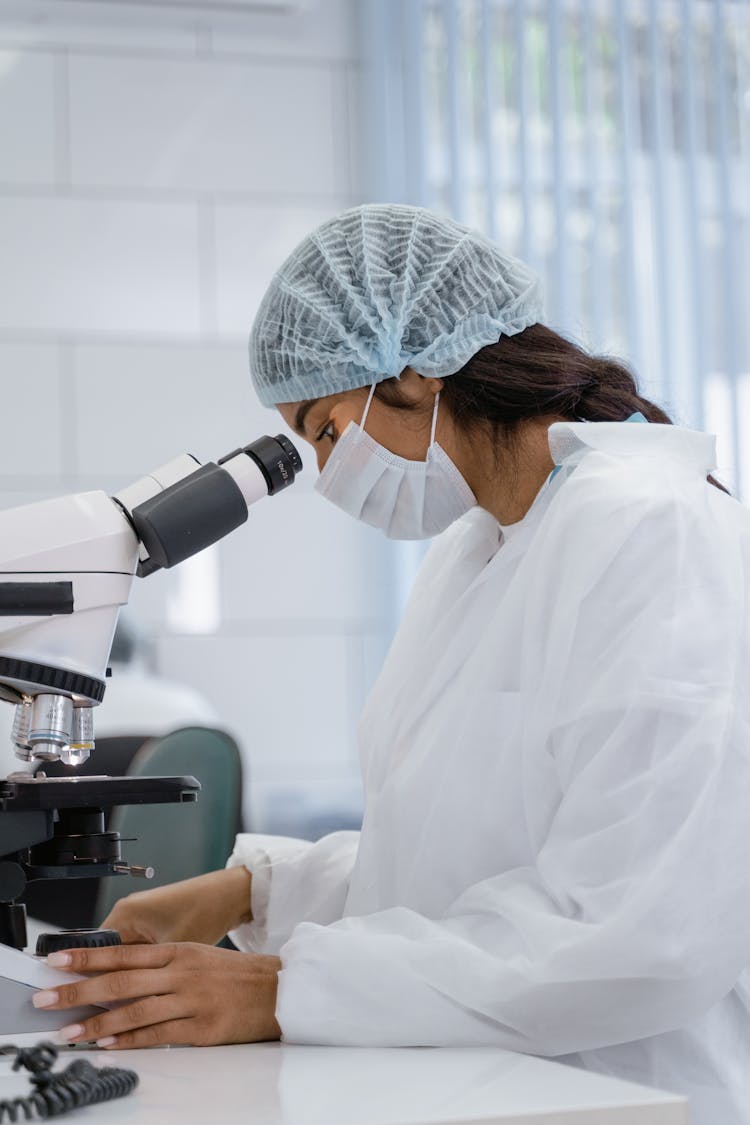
[360,382,378,433]
[429,392,440,448]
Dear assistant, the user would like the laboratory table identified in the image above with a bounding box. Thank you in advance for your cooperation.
[10,918,688,1123]
[0,1040,688,1124]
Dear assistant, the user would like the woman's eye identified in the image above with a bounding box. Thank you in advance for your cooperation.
[318,422,337,444]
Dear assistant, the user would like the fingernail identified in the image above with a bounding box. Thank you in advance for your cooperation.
[46,952,72,967]
[96,1037,117,1048]
[58,1024,84,1042]
[32,990,58,1009]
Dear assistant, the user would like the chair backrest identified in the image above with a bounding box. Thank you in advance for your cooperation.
[95,726,243,923]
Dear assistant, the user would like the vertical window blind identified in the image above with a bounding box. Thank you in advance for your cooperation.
[359,0,750,496]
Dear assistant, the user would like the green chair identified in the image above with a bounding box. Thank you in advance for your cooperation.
[95,726,243,923]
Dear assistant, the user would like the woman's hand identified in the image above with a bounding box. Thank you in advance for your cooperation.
[32,943,282,1049]
[99,866,253,946]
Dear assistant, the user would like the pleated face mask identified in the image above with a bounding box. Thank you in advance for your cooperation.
[314,384,476,540]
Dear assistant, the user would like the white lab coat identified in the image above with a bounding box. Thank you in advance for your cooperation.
[229,421,750,1125]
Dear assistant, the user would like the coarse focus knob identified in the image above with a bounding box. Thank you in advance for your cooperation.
[35,928,122,956]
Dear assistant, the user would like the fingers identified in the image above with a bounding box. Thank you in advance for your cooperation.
[98,905,154,946]
[34,966,176,1014]
[57,996,190,1047]
[45,942,177,974]
[97,913,136,942]
[98,1019,198,1050]
[32,944,282,1049]
[34,944,190,1021]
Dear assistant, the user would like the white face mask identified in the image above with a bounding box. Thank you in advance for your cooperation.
[314,384,476,540]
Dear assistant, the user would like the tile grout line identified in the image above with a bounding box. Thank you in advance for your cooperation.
[336,60,354,200]
[57,341,77,479]
[0,37,352,71]
[345,60,365,202]
[197,196,219,337]
[52,49,71,191]
[195,22,212,58]
[0,329,250,348]
[0,182,357,206]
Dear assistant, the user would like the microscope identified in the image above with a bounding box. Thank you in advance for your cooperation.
[0,434,302,1035]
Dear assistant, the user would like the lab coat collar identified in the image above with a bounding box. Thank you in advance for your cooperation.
[547,421,718,476]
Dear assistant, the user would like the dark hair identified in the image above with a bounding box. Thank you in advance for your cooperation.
[375,323,729,494]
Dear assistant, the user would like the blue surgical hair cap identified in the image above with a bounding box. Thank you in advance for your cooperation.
[249,203,544,407]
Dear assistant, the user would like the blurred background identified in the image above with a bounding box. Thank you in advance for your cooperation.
[0,0,748,849]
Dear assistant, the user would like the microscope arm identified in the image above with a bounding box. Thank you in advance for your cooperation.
[0,434,302,764]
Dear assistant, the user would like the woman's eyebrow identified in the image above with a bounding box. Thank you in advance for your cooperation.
[294,398,321,436]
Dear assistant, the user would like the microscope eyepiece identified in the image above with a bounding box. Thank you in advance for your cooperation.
[220,434,302,496]
[123,434,303,577]
[274,434,303,474]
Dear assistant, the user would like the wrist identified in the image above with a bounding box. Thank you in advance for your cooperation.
[264,955,283,1040]
[224,864,253,929]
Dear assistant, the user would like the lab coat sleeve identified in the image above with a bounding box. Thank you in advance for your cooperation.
[274,484,750,1052]
[226,831,360,955]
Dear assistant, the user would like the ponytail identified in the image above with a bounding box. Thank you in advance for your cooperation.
[574,359,672,425]
[376,323,729,494]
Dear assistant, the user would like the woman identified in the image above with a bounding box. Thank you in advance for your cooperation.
[36,205,750,1125]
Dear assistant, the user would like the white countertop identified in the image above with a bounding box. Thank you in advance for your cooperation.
[11,919,688,1123]
[0,1041,688,1125]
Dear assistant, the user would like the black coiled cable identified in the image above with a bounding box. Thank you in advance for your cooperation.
[0,1042,138,1120]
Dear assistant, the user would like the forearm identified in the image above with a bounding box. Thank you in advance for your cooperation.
[182,866,253,940]
[102,866,253,946]
[276,893,740,1052]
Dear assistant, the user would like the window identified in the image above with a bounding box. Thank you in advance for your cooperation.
[360,0,750,495]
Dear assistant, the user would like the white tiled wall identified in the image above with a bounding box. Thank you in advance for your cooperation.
[68,56,345,195]
[70,342,272,476]
[0,197,203,335]
[0,0,392,834]
[213,204,339,335]
[0,343,64,476]
[0,49,56,183]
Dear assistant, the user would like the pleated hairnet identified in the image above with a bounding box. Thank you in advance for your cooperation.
[249,203,543,407]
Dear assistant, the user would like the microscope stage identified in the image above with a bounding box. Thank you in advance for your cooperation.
[1,775,200,810]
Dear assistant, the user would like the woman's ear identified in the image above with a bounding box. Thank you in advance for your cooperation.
[398,367,444,405]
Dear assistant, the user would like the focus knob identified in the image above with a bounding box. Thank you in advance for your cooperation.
[35,928,122,956]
